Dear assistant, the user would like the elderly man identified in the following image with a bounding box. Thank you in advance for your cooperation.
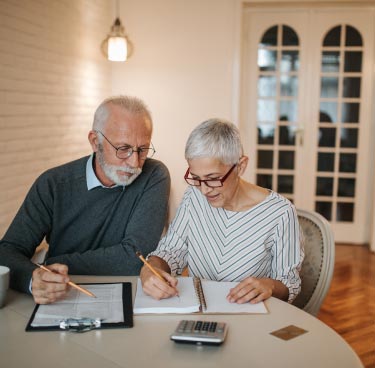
[0,96,170,304]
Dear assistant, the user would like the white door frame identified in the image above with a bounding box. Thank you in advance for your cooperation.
[236,2,375,246]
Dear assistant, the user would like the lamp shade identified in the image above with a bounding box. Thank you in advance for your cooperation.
[101,17,133,62]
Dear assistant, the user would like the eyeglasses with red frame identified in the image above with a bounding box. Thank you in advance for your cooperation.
[184,164,236,188]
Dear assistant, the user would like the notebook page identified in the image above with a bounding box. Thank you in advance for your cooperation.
[133,277,200,314]
[202,280,268,314]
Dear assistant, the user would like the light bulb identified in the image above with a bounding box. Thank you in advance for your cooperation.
[108,37,128,62]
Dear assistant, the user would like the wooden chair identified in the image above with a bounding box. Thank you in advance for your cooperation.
[292,209,335,316]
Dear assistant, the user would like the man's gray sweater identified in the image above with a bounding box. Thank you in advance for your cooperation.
[0,155,170,293]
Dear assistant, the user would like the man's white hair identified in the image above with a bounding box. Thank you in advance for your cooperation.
[92,95,153,142]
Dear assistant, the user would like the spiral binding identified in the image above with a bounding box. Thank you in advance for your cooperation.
[193,277,207,312]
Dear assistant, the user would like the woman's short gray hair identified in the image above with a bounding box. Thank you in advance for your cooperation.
[92,95,153,142]
[185,118,243,165]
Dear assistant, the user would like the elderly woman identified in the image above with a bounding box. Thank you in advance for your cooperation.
[140,118,304,304]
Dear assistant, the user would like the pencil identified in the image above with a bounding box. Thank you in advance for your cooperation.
[135,251,179,296]
[36,264,96,298]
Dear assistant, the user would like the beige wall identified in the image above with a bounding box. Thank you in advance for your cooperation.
[0,0,112,236]
[112,0,240,219]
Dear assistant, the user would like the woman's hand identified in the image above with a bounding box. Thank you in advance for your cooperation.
[226,277,275,304]
[140,263,179,300]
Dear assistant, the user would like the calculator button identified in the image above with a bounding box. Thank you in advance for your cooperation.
[194,321,203,332]
[216,323,225,332]
[209,322,217,332]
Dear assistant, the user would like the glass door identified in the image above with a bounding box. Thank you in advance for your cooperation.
[240,7,374,243]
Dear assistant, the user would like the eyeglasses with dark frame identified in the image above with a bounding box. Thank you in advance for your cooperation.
[96,130,155,160]
[184,164,237,188]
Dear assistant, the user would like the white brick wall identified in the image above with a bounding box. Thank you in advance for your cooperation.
[0,0,112,236]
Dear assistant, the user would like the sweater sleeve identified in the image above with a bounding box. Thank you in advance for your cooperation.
[0,173,53,293]
[45,161,171,276]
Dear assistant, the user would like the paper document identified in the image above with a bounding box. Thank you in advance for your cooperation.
[31,283,124,327]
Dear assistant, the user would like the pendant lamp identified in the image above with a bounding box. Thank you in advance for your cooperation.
[101,1,133,62]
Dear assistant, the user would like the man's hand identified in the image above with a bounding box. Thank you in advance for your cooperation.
[31,263,70,304]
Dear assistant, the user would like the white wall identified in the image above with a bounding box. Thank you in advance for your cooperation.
[112,0,240,218]
[0,0,112,236]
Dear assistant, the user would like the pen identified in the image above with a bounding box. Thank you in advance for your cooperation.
[36,264,96,298]
[135,251,179,296]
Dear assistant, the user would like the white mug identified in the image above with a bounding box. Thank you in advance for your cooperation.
[0,266,10,308]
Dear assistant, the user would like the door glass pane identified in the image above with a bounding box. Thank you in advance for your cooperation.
[343,77,361,98]
[338,178,355,197]
[258,49,277,71]
[261,25,278,46]
[323,25,341,46]
[316,177,334,196]
[319,111,334,123]
[320,102,337,123]
[321,51,340,72]
[317,152,335,172]
[315,201,332,221]
[282,25,299,46]
[258,124,275,144]
[336,202,354,222]
[278,151,294,169]
[344,51,362,72]
[341,103,359,123]
[281,51,299,71]
[339,153,356,173]
[257,100,277,121]
[277,175,293,193]
[258,76,277,97]
[340,128,358,148]
[279,100,297,122]
[257,174,272,189]
[280,75,298,96]
[345,25,362,46]
[257,150,273,168]
[279,126,295,145]
[320,77,339,98]
[318,127,336,147]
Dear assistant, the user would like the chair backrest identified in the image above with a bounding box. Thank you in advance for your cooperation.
[292,209,335,316]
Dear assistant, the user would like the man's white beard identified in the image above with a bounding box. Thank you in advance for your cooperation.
[97,146,142,186]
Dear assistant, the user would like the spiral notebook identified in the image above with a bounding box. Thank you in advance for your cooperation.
[133,277,268,314]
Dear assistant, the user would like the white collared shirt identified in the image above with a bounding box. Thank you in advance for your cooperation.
[86,154,123,190]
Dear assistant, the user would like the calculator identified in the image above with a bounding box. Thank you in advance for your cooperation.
[170,320,228,345]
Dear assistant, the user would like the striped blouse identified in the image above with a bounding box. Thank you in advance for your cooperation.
[150,186,304,302]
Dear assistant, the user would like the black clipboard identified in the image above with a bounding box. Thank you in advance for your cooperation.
[25,282,133,331]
